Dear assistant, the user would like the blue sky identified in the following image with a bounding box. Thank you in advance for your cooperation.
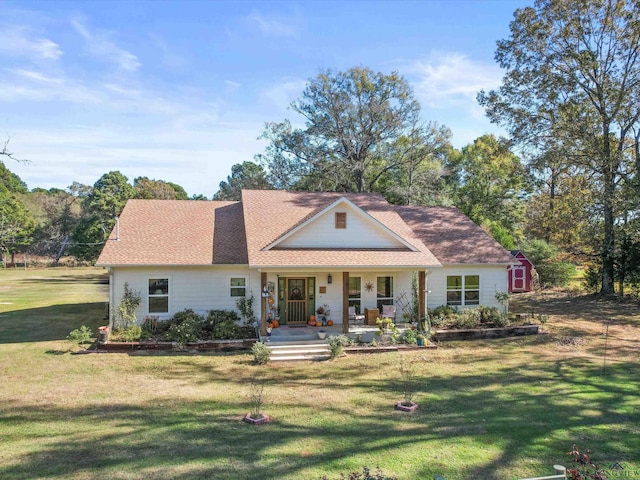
[1,0,531,198]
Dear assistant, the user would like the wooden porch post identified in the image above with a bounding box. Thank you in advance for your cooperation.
[342,272,349,334]
[418,270,426,330]
[260,271,267,336]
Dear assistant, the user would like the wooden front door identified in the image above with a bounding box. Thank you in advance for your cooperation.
[286,278,307,324]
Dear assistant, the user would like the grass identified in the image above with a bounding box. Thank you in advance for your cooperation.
[0,268,639,479]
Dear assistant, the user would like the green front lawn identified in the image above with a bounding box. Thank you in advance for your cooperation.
[0,268,638,479]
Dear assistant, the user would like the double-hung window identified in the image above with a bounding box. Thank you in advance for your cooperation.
[446,275,480,307]
[230,277,246,297]
[148,278,169,313]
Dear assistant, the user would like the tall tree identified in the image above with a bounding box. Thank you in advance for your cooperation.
[449,135,529,241]
[257,67,427,193]
[213,161,273,201]
[134,177,187,200]
[70,171,135,262]
[0,163,35,263]
[379,121,454,206]
[478,0,640,295]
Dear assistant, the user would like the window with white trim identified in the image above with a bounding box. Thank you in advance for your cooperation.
[148,278,169,313]
[230,277,247,297]
[446,275,480,306]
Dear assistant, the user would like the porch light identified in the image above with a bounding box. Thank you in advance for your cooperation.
[327,274,332,284]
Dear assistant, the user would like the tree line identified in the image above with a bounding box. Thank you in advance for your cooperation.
[1,0,639,297]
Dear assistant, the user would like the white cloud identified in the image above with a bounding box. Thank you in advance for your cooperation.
[225,80,241,93]
[7,68,62,85]
[262,77,307,111]
[409,51,502,115]
[0,25,62,59]
[248,11,299,37]
[70,16,140,72]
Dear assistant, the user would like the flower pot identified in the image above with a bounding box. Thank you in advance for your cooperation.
[318,331,327,340]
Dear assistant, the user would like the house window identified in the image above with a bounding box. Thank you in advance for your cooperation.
[230,277,246,297]
[447,275,480,306]
[348,277,362,313]
[148,278,169,313]
[335,212,347,229]
[376,276,393,310]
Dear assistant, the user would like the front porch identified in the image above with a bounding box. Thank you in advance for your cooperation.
[259,324,408,344]
[258,271,427,336]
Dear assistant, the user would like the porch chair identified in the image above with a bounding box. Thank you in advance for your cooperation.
[348,306,365,325]
[381,304,396,322]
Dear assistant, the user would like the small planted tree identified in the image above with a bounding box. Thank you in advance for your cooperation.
[244,376,269,424]
[396,356,418,412]
[115,282,142,330]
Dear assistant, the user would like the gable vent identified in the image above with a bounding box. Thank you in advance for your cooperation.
[335,212,347,229]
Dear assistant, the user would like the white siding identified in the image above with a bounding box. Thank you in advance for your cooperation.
[110,266,256,324]
[426,265,509,310]
[278,202,406,249]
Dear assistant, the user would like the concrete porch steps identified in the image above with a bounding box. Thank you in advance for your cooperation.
[268,342,330,361]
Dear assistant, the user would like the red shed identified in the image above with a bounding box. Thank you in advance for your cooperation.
[508,250,534,293]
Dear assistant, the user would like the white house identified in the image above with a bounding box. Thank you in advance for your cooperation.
[96,190,516,334]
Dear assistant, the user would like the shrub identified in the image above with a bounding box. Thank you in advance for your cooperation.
[114,325,142,342]
[251,342,271,365]
[205,310,241,339]
[537,261,576,287]
[402,329,417,345]
[429,305,457,327]
[582,262,601,294]
[327,334,350,358]
[492,313,510,327]
[166,315,203,344]
[455,309,481,329]
[478,306,501,324]
[67,325,93,349]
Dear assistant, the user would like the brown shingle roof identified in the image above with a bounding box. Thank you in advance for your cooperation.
[241,190,441,268]
[395,205,516,264]
[96,199,237,266]
[96,193,513,268]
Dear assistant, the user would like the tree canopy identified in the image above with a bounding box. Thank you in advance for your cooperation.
[257,67,434,193]
[213,161,272,201]
[478,0,640,294]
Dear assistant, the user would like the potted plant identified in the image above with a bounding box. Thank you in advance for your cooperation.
[416,333,426,347]
[318,329,327,340]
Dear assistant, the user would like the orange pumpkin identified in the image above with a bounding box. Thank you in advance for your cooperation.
[327,320,334,326]
[310,315,316,322]
[271,320,279,328]
[308,319,316,326]
[267,323,274,329]
[315,321,322,327]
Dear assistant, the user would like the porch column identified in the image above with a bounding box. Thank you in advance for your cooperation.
[342,272,349,334]
[418,270,426,330]
[260,271,267,336]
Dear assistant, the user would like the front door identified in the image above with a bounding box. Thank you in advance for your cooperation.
[286,278,307,324]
